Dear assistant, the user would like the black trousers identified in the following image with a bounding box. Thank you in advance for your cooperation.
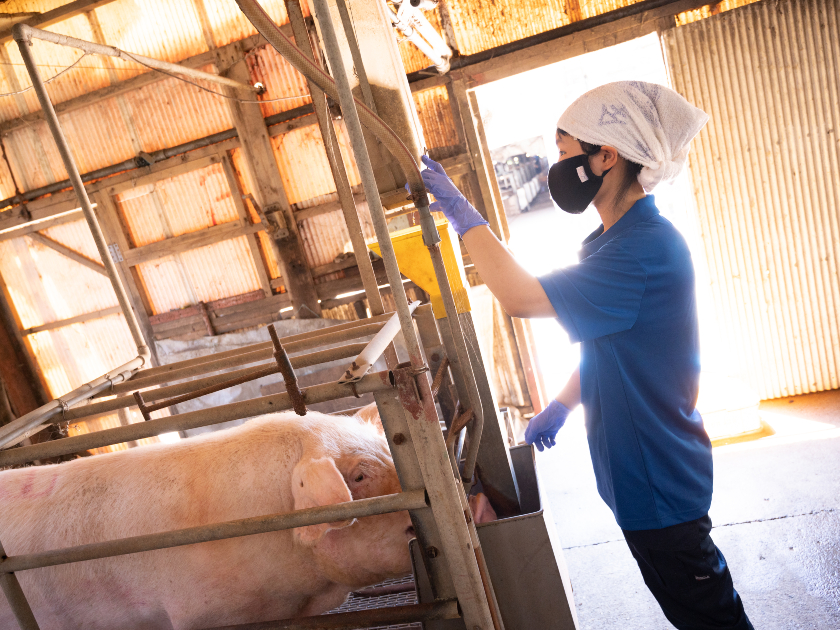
[622,515,754,630]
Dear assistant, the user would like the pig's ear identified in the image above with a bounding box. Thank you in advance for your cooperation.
[354,402,385,437]
[292,456,354,545]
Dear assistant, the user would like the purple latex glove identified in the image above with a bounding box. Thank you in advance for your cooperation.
[524,400,571,452]
[417,155,489,237]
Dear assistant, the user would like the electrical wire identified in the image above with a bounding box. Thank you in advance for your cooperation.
[0,47,307,105]
[0,52,90,98]
[120,50,309,104]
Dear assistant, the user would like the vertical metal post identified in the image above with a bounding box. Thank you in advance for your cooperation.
[309,0,424,368]
[0,538,40,630]
[284,1,395,358]
[13,24,149,362]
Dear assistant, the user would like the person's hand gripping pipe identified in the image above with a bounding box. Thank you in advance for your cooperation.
[524,400,571,451]
[414,155,489,237]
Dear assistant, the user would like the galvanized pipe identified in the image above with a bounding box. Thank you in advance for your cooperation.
[0,538,40,630]
[0,489,426,574]
[204,599,458,630]
[0,370,395,467]
[339,302,420,383]
[64,342,368,421]
[2,23,155,454]
[109,325,386,395]
[305,0,426,369]
[233,0,486,453]
[16,24,255,92]
[285,0,390,332]
[0,355,146,449]
[133,319,389,381]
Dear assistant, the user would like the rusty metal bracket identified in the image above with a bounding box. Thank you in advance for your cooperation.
[268,323,307,416]
[430,356,450,398]
[133,390,151,422]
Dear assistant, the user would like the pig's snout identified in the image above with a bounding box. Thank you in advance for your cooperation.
[405,524,416,540]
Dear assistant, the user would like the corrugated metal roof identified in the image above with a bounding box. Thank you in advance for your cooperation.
[27,313,135,397]
[444,0,573,56]
[271,121,361,206]
[0,226,117,328]
[664,0,840,398]
[119,64,233,152]
[248,43,312,119]
[675,0,762,27]
[413,85,460,160]
[115,161,263,314]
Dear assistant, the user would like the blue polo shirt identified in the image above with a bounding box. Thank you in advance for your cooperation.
[538,195,712,531]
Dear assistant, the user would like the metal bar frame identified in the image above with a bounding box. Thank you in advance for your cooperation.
[1,7,507,629]
[63,342,368,421]
[0,490,427,574]
[0,370,396,468]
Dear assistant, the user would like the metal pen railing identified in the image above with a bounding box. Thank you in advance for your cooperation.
[0,5,504,628]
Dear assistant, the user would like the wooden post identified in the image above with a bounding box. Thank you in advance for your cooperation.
[0,274,47,416]
[92,192,160,364]
[216,42,321,318]
[449,79,545,414]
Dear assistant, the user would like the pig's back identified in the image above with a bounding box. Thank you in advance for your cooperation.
[0,416,322,630]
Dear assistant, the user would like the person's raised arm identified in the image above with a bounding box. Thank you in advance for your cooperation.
[418,156,555,318]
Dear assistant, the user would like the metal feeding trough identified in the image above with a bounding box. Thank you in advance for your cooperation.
[412,445,578,630]
[333,445,578,630]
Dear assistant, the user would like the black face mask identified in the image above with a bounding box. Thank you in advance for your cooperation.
[548,154,611,214]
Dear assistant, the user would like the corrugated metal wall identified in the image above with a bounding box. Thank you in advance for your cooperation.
[663,0,840,398]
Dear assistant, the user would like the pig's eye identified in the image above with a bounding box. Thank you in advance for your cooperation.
[354,473,365,483]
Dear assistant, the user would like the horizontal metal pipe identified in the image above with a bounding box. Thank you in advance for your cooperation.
[0,370,394,467]
[109,334,378,396]
[135,314,394,378]
[0,355,146,450]
[204,599,458,630]
[339,302,419,383]
[0,489,426,574]
[18,24,254,92]
[0,105,312,212]
[61,343,366,422]
[131,320,388,383]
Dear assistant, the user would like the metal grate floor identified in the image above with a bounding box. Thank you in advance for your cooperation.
[327,575,421,630]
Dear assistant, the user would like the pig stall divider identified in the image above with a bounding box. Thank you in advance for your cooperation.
[0,4,579,627]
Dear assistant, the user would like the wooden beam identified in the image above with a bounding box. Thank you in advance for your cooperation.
[413,0,704,89]
[121,220,266,267]
[220,154,273,296]
[26,232,107,276]
[0,0,121,44]
[217,42,321,318]
[92,192,159,364]
[294,193,365,223]
[0,273,48,413]
[466,90,508,242]
[450,79,498,229]
[104,154,222,197]
[22,306,122,336]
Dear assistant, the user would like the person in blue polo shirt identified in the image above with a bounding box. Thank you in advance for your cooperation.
[419,81,754,630]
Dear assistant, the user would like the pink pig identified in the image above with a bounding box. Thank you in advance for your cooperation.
[0,411,414,630]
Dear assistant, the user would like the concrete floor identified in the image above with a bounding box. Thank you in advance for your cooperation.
[538,390,840,629]
[506,195,840,628]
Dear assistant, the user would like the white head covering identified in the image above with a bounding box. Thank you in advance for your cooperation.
[556,81,709,190]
